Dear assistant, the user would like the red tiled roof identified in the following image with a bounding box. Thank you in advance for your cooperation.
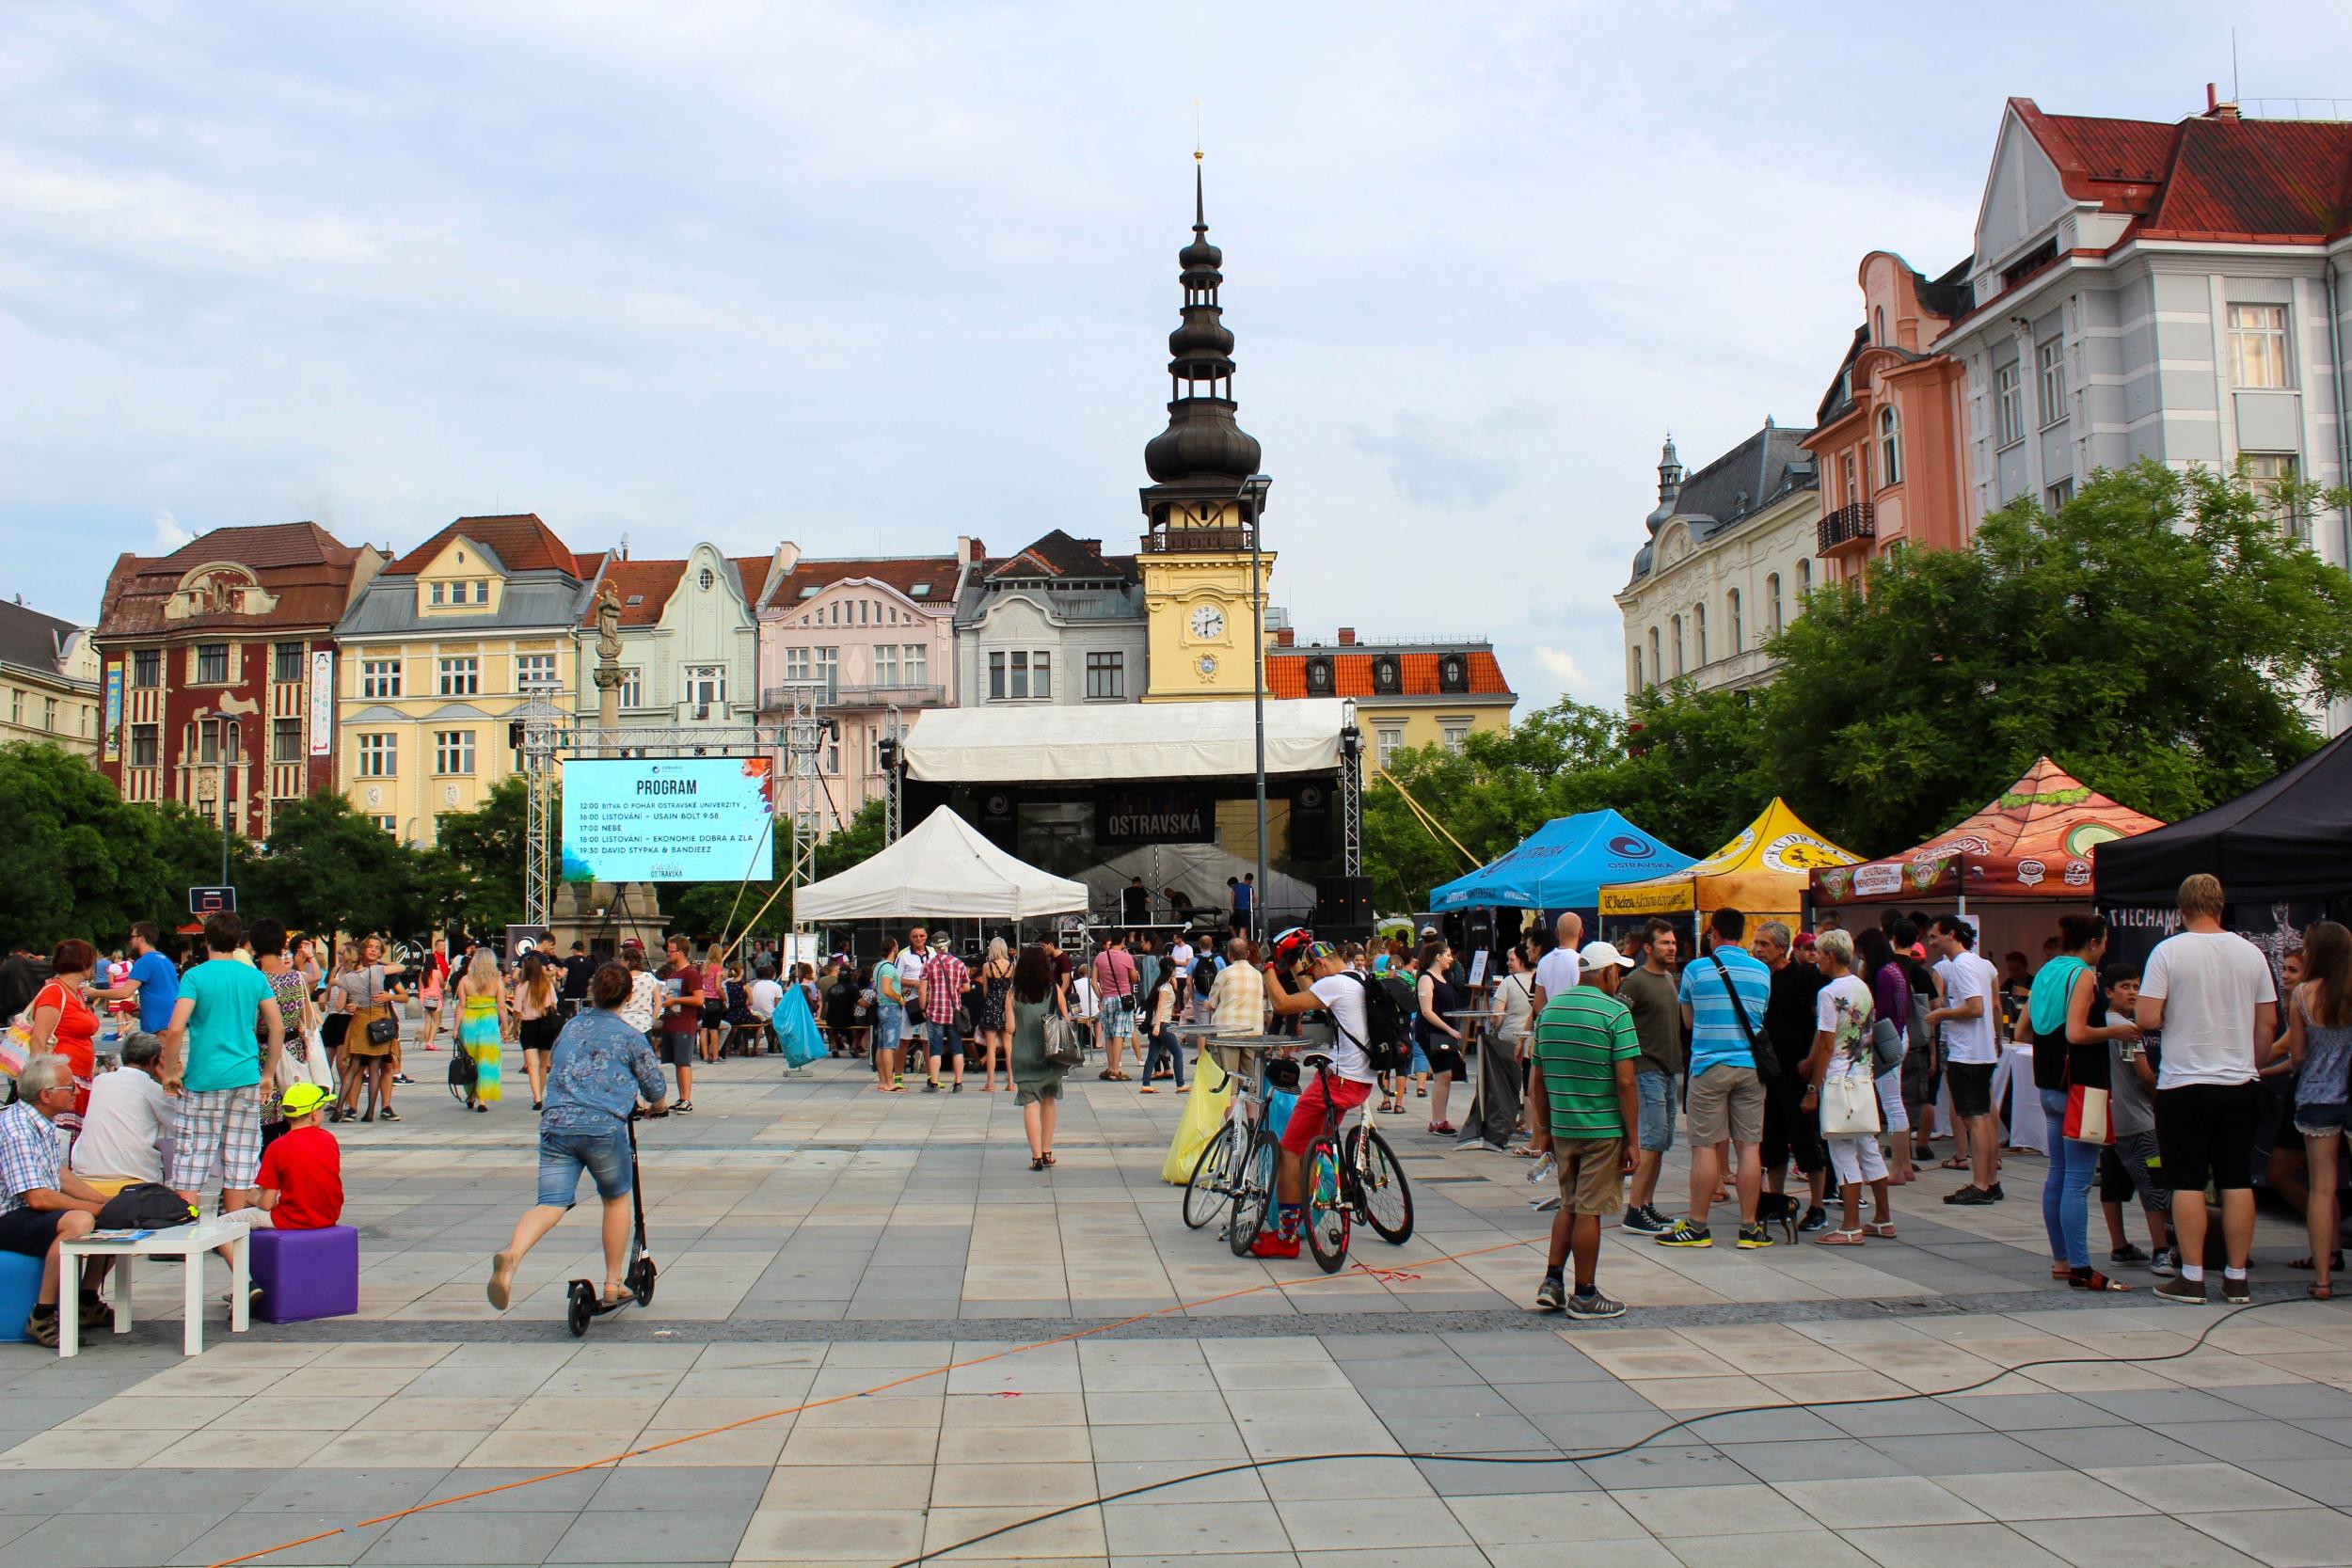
[584,560,689,626]
[2012,98,2352,243]
[95,522,377,640]
[731,556,771,603]
[387,515,579,576]
[768,556,961,609]
[151,520,362,572]
[573,551,607,578]
[1263,648,1514,700]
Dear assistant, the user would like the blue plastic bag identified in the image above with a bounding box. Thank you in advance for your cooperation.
[774,984,827,1069]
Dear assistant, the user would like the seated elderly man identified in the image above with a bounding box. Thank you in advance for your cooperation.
[69,1032,174,1312]
[0,1057,110,1347]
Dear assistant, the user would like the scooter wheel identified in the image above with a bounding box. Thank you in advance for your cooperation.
[629,1256,657,1308]
[565,1280,594,1338]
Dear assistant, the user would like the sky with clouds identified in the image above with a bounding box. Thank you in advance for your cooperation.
[6,2,2347,711]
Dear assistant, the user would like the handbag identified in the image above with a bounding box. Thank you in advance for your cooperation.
[365,1012,399,1047]
[1708,954,1777,1082]
[1042,1008,1085,1069]
[1869,1016,1906,1073]
[2063,1084,2115,1144]
[1819,1069,1883,1136]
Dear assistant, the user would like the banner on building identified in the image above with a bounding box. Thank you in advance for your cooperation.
[309,650,334,756]
[561,755,775,883]
[103,662,122,763]
[1096,784,1214,845]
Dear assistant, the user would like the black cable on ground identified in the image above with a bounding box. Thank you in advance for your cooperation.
[889,1297,2297,1567]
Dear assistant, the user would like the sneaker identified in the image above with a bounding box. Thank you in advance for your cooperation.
[1945,1186,1998,1206]
[1248,1231,1300,1260]
[1737,1222,1774,1250]
[951,1082,963,1094]
[1799,1205,1831,1235]
[924,1081,942,1094]
[1565,1288,1627,1321]
[2110,1242,2150,1264]
[2153,1275,2210,1305]
[2150,1248,2180,1278]
[2222,1273,2252,1305]
[1534,1275,1566,1311]
[1654,1220,1712,1249]
[1620,1205,1671,1236]
[1984,1181,2006,1201]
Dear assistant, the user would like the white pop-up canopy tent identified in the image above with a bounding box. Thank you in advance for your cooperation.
[793,805,1090,923]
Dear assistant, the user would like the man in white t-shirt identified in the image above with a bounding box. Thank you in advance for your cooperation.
[1925,914,2004,1207]
[2139,874,2277,1305]
[1263,942,1378,1259]
[1168,936,1195,1018]
[897,928,929,1074]
[748,969,785,1053]
[71,1033,172,1192]
[1527,911,1585,1014]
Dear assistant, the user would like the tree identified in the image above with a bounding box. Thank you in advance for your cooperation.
[433,777,532,936]
[250,791,439,940]
[1761,460,2352,847]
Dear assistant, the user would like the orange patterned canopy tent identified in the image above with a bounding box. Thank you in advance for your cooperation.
[1811,757,2164,907]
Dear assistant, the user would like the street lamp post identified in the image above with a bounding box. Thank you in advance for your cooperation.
[1241,472,1273,941]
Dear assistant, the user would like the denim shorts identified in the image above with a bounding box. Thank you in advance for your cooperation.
[1635,1070,1677,1154]
[874,1006,901,1053]
[538,1126,633,1208]
[2296,1101,2349,1137]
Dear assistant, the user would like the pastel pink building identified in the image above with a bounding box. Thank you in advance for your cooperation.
[1804,252,1974,582]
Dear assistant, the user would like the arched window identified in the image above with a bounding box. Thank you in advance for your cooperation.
[1873,305,1885,344]
[1878,404,1903,487]
[1670,614,1684,675]
[1766,573,1783,635]
[1798,559,1813,599]
[1649,626,1661,680]
[1693,603,1708,665]
[1631,645,1644,689]
[1727,588,1743,655]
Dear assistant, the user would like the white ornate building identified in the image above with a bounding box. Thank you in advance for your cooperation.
[1617,423,1821,699]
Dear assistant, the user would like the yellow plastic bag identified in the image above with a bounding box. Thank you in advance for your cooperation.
[1161,1052,1236,1184]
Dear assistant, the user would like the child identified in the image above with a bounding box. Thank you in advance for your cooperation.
[2096,963,2174,1275]
[253,1082,345,1230]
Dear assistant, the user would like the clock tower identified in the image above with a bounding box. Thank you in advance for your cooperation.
[1137,160,1272,702]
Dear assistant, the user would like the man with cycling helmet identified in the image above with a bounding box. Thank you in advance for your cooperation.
[1260,936,1379,1259]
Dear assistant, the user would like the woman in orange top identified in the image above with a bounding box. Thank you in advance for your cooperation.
[24,938,103,1141]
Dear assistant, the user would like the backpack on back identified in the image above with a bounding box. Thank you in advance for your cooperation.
[1343,970,1416,1075]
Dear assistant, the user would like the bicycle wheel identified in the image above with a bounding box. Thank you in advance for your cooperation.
[1184,1119,1241,1230]
[1348,1125,1416,1244]
[1227,1127,1279,1258]
[1303,1134,1352,1274]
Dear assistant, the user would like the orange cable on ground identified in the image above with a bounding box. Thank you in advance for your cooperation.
[206,1230,1543,1567]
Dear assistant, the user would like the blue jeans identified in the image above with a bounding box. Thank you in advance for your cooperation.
[1636,1070,1677,1154]
[538,1125,633,1208]
[1140,1026,1185,1087]
[2040,1086,2100,1268]
[874,1006,902,1055]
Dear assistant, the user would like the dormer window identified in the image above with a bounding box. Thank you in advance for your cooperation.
[1372,657,1402,695]
[1305,656,1334,693]
[430,582,445,606]
[1438,655,1469,693]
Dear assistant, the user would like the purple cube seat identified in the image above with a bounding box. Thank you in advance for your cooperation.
[0,1251,40,1343]
[251,1224,358,1323]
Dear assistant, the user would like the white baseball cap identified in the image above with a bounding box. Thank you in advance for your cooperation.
[1579,940,1635,972]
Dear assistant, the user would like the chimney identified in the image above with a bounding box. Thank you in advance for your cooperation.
[1337,627,1357,646]
[774,542,801,578]
[955,535,977,568]
[2203,82,2242,119]
[1275,627,1295,647]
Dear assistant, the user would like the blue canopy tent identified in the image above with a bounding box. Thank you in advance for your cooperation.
[1429,811,1695,912]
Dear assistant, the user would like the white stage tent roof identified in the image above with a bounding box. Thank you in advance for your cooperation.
[902,698,1349,784]
[792,805,1090,923]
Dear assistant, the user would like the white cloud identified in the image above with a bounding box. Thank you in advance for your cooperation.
[153,509,191,550]
[1533,647,1584,689]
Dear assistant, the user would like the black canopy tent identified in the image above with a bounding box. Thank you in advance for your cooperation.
[2092,732,2352,910]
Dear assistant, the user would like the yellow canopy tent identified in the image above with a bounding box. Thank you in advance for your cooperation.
[1598,799,1861,935]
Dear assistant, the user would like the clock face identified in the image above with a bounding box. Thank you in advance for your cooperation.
[1197,654,1218,677]
[1188,605,1226,640]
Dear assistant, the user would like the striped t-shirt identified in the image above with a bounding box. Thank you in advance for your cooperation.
[1530,987,1640,1139]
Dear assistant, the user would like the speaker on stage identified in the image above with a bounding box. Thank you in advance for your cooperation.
[1315,876,1375,940]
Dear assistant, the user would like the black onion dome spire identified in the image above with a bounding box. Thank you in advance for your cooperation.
[1143,160,1262,485]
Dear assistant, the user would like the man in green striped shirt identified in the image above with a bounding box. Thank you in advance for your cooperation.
[1528,941,1642,1319]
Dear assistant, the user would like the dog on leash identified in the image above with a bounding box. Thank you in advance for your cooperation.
[1754,1191,1801,1244]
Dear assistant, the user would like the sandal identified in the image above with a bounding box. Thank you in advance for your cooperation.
[1042,1151,1056,1166]
[2052,1262,2073,1280]
[2312,1282,2335,1300]
[2070,1267,2133,1292]
[2290,1251,2345,1272]
[1862,1222,1898,1239]
[1138,1086,1159,1094]
[1030,1156,1046,1172]
[1939,1156,1971,1171]
[1817,1229,1867,1246]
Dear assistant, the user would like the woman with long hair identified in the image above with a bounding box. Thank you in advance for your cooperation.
[697,943,727,1066]
[976,937,1015,1092]
[1009,943,1071,1168]
[1415,940,1466,1136]
[454,947,510,1112]
[1136,962,1184,1093]
[872,938,906,1092]
[515,950,561,1111]
[331,935,407,1122]
[249,918,320,1147]
[2027,913,2138,1291]
[1854,927,1915,1185]
[2282,920,2352,1300]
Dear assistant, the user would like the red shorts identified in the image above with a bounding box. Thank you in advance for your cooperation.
[1279,1072,1375,1153]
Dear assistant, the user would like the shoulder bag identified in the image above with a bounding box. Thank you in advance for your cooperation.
[2059,970,2116,1145]
[1819,1067,1883,1135]
[1707,954,1777,1082]
[362,966,400,1047]
[1042,997,1085,1069]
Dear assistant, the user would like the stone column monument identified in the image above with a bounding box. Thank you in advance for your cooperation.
[551,581,666,958]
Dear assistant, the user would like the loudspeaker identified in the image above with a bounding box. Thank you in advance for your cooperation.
[1315,876,1374,938]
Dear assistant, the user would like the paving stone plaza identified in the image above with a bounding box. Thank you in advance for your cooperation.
[5,1047,2352,1568]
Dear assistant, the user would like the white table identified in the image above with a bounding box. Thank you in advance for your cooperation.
[59,1219,250,1357]
[1993,1042,2049,1153]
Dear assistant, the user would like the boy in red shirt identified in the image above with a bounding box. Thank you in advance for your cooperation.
[254,1083,344,1229]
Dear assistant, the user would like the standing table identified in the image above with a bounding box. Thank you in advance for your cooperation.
[59,1220,252,1357]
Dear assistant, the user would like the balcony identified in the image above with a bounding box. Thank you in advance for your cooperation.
[1818,500,1876,556]
[1142,525,1255,554]
[762,683,945,712]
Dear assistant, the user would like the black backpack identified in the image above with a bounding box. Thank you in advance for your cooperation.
[1342,970,1416,1075]
[93,1182,199,1231]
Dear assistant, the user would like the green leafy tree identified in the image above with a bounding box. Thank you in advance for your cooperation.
[0,743,169,951]
[250,791,439,940]
[1761,460,2352,847]
[433,777,533,936]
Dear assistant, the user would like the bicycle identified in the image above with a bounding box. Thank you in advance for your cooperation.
[1293,1053,1417,1273]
